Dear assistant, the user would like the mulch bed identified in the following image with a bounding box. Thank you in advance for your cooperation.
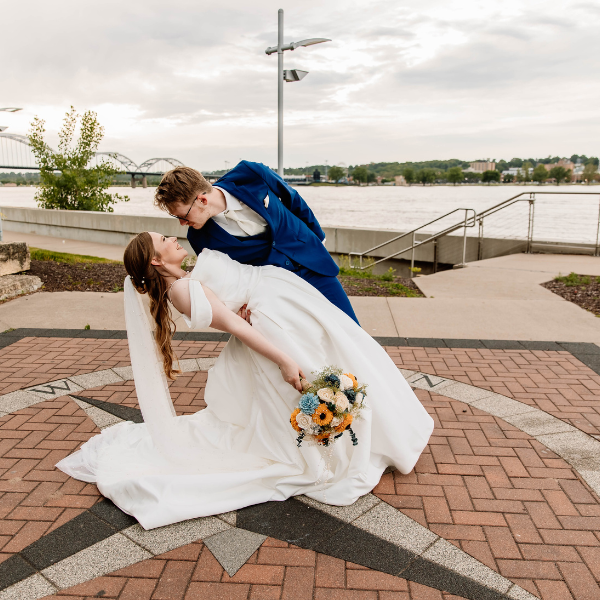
[542,276,600,315]
[338,275,424,297]
[29,260,128,293]
[25,260,424,298]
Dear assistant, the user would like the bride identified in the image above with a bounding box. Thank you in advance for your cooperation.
[57,232,434,530]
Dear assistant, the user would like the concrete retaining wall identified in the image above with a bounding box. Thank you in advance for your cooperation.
[0,206,595,275]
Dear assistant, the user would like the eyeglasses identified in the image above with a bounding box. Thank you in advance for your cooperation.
[167,198,196,224]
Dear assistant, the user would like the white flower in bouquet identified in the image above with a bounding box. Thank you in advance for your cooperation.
[331,416,342,427]
[317,388,335,402]
[296,413,313,430]
[355,392,364,405]
[334,391,349,411]
[339,374,354,391]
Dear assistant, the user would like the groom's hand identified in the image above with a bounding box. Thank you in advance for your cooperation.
[237,304,252,324]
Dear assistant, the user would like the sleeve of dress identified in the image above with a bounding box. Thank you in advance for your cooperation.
[181,279,213,329]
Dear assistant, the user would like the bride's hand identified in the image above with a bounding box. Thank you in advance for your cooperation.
[278,357,305,392]
[237,304,252,324]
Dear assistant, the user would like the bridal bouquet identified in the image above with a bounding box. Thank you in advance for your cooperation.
[290,367,367,448]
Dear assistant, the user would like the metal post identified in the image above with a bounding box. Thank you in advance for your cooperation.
[277,9,284,177]
[595,195,600,257]
[526,194,535,253]
[410,231,416,277]
[478,217,484,261]
[461,210,468,266]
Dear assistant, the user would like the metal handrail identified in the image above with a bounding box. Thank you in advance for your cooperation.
[349,208,476,273]
[347,190,600,272]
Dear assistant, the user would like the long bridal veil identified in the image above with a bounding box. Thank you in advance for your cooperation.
[123,276,271,472]
[124,276,178,454]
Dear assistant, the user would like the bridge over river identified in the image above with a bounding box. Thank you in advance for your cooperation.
[0,132,188,187]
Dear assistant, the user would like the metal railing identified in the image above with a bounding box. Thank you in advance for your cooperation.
[347,191,600,274]
[348,208,476,274]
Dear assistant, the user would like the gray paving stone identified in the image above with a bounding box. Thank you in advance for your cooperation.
[203,528,266,576]
[504,411,577,437]
[25,378,83,400]
[469,396,537,419]
[506,584,539,600]
[122,517,230,555]
[298,492,381,523]
[536,431,600,472]
[0,389,43,413]
[353,501,437,554]
[197,357,217,370]
[178,358,200,372]
[41,533,150,589]
[422,538,511,594]
[72,397,123,430]
[0,574,57,600]
[398,368,416,379]
[434,382,496,404]
[111,366,133,381]
[217,511,237,526]
[68,369,124,389]
[406,372,454,393]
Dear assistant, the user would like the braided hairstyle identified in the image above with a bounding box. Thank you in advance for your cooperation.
[123,232,181,380]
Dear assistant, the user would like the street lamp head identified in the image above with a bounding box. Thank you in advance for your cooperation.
[290,38,331,50]
[265,37,331,55]
[283,69,308,82]
[0,108,23,113]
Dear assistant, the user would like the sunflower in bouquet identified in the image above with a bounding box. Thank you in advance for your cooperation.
[290,367,367,447]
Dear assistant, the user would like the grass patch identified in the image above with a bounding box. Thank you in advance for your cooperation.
[30,247,121,265]
[553,272,600,287]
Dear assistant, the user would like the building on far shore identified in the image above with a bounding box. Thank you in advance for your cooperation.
[394,175,408,186]
[465,160,496,173]
[543,158,575,172]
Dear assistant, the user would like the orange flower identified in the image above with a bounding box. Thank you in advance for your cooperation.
[290,408,302,433]
[335,413,353,433]
[315,431,331,441]
[345,373,358,389]
[312,403,334,426]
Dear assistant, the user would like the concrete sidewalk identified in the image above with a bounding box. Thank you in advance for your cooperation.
[3,233,600,343]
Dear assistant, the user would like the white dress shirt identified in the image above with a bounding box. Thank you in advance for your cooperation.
[212,186,268,237]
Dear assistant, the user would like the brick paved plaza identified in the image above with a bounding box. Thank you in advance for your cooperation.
[1,331,600,599]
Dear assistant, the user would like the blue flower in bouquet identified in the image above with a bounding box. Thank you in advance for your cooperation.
[344,389,357,404]
[324,374,340,387]
[299,393,320,415]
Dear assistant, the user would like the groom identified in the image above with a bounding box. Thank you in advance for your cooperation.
[154,161,359,324]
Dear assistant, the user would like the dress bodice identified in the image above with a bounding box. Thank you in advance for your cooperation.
[183,249,263,329]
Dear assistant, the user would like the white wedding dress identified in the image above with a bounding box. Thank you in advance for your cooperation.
[57,249,434,530]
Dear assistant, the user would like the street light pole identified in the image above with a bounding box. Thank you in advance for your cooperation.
[266,11,330,178]
[277,9,284,177]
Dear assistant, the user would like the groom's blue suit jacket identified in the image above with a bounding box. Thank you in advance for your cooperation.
[187,160,339,278]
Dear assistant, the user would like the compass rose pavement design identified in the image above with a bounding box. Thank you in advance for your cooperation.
[1,330,600,599]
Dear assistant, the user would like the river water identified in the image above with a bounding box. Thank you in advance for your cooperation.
[1,185,599,243]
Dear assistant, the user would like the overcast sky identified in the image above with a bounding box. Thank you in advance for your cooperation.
[2,0,599,171]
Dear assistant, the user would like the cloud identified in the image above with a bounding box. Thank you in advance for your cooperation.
[0,0,599,169]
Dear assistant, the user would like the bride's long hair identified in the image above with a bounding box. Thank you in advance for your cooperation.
[123,232,181,380]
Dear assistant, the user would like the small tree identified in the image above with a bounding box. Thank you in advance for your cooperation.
[502,173,515,183]
[583,162,599,184]
[327,165,345,183]
[548,166,570,185]
[28,106,129,212]
[417,169,436,185]
[464,171,482,183]
[351,166,369,184]
[403,167,416,185]
[482,170,501,184]
[446,166,463,185]
[532,164,548,185]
